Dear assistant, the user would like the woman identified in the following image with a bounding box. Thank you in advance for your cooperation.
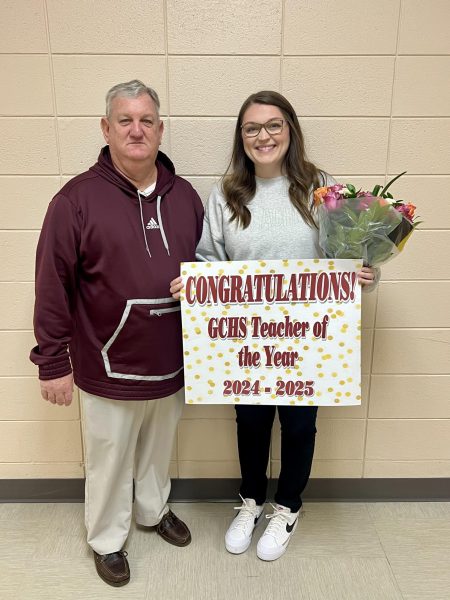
[171,91,377,561]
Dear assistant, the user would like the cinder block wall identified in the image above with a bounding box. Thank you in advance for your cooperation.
[1,0,449,482]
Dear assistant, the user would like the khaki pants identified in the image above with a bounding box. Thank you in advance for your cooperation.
[80,389,184,555]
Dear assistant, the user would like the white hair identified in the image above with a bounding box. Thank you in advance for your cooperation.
[105,80,160,117]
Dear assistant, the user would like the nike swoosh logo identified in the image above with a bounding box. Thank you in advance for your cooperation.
[286,519,297,533]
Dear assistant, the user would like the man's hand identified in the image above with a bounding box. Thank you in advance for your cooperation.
[40,373,74,406]
[170,276,184,300]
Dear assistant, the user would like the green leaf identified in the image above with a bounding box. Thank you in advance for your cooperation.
[372,184,382,196]
[380,171,407,196]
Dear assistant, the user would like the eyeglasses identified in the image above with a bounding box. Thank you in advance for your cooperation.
[241,118,285,138]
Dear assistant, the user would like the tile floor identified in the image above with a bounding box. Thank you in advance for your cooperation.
[0,501,449,600]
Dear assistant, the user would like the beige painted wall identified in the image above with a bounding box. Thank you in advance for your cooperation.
[1,0,449,481]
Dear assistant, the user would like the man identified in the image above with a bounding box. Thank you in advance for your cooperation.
[30,80,204,587]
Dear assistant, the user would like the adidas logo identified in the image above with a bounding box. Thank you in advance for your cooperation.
[146,217,160,230]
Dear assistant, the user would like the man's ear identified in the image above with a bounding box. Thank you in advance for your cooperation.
[100,117,110,143]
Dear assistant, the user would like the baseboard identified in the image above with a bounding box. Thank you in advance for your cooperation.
[1,478,449,502]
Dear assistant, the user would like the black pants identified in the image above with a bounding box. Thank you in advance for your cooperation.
[235,404,318,513]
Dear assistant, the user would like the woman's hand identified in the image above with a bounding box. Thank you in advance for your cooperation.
[357,266,376,287]
[170,276,184,300]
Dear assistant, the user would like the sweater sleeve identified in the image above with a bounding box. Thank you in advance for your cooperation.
[196,184,229,262]
[30,194,81,380]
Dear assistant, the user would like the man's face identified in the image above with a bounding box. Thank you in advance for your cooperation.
[101,94,163,166]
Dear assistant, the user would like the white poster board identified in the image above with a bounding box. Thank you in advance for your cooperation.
[181,259,362,406]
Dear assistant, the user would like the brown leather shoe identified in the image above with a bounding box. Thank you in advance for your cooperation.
[156,509,191,547]
[94,550,130,587]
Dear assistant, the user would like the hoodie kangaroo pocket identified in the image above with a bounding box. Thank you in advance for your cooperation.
[102,298,183,380]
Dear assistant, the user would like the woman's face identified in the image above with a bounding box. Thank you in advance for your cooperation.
[241,103,290,178]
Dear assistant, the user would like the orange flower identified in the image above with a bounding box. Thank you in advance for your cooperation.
[314,186,329,206]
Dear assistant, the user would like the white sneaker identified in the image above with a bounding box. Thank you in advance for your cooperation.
[256,504,299,561]
[225,496,264,554]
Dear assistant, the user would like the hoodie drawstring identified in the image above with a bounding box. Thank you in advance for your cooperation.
[156,195,170,256]
[138,192,171,259]
[138,190,152,259]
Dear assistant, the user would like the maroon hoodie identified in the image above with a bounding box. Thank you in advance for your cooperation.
[30,147,204,400]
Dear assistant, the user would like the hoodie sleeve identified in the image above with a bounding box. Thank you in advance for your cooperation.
[196,184,229,262]
[30,194,81,380]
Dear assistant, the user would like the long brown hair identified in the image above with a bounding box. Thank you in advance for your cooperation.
[222,91,322,229]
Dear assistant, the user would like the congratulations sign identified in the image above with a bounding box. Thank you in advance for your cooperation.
[180,259,362,406]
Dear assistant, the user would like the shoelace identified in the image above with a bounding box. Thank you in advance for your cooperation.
[163,511,176,527]
[264,504,292,537]
[100,550,128,562]
[232,495,260,533]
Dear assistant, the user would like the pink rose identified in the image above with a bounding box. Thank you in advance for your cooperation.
[323,191,344,210]
[395,202,416,221]
[357,194,388,210]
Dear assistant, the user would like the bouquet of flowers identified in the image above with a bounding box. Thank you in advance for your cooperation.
[313,172,419,266]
